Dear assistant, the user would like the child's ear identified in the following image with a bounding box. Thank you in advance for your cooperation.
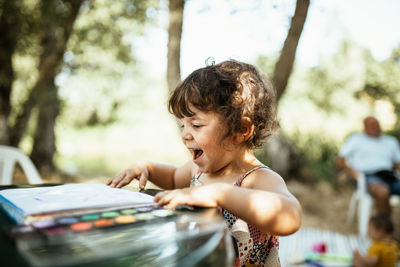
[235,117,254,144]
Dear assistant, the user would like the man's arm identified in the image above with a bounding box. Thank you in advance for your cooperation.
[337,156,359,180]
[395,162,400,171]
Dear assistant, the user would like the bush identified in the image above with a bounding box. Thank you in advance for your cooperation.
[288,132,339,183]
[385,127,400,143]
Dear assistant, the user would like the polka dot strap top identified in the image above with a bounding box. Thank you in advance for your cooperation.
[190,166,280,267]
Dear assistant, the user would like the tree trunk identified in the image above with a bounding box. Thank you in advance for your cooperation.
[264,0,310,178]
[0,1,21,145]
[167,0,184,94]
[32,0,83,170]
[11,0,83,170]
[31,88,59,171]
[273,0,309,101]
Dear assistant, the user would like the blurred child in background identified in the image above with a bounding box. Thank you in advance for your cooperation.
[353,213,399,267]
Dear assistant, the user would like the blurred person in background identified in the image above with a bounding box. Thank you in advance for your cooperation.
[337,116,400,215]
[353,213,399,267]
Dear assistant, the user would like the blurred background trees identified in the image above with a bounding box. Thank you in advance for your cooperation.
[166,0,184,94]
[1,0,399,183]
[1,0,158,171]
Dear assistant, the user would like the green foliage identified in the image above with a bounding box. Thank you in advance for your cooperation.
[8,0,161,129]
[304,67,346,114]
[289,132,339,183]
[385,128,400,143]
[302,41,368,115]
[300,40,400,129]
[69,0,159,69]
[355,44,400,128]
[56,0,161,128]
[255,55,277,77]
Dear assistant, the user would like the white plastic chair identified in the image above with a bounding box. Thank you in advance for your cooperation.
[0,145,42,185]
[347,172,400,237]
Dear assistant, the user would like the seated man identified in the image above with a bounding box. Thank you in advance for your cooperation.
[337,116,400,215]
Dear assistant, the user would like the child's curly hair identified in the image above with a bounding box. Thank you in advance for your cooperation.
[168,60,278,149]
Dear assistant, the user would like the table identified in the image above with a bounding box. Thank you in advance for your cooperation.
[0,184,233,267]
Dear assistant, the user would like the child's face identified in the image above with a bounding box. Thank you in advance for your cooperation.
[368,223,385,241]
[180,106,239,174]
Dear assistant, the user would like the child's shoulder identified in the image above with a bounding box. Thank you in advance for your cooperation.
[254,165,283,178]
[184,160,200,177]
[241,165,285,189]
[370,239,399,249]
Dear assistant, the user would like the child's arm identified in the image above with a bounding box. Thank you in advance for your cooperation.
[218,170,301,236]
[154,169,301,236]
[107,161,194,190]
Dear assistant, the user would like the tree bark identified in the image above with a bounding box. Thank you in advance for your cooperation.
[264,0,310,178]
[167,0,184,94]
[31,88,59,170]
[272,0,309,101]
[0,1,21,145]
[12,0,83,170]
[31,0,83,170]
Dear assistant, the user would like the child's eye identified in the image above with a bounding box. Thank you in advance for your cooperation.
[193,125,202,128]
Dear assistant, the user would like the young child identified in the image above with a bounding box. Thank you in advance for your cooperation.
[107,60,301,266]
[353,213,399,267]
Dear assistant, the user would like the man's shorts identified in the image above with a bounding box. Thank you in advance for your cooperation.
[366,170,400,195]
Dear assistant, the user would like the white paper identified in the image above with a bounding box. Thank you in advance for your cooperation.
[0,183,154,215]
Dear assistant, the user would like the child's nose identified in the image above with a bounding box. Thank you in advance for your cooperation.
[181,128,193,141]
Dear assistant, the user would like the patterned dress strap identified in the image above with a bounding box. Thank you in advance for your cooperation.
[193,170,202,179]
[190,170,202,187]
[235,165,268,187]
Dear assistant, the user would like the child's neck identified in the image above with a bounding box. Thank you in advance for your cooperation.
[205,149,261,178]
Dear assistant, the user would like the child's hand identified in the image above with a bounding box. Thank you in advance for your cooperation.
[154,184,222,209]
[107,162,149,189]
[352,249,362,266]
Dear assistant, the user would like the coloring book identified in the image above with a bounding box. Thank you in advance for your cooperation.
[0,183,154,224]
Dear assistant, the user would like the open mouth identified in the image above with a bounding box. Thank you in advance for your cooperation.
[193,149,203,160]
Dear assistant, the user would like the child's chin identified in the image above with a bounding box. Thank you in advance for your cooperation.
[194,163,207,172]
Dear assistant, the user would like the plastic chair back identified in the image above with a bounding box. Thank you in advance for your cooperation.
[0,145,42,185]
